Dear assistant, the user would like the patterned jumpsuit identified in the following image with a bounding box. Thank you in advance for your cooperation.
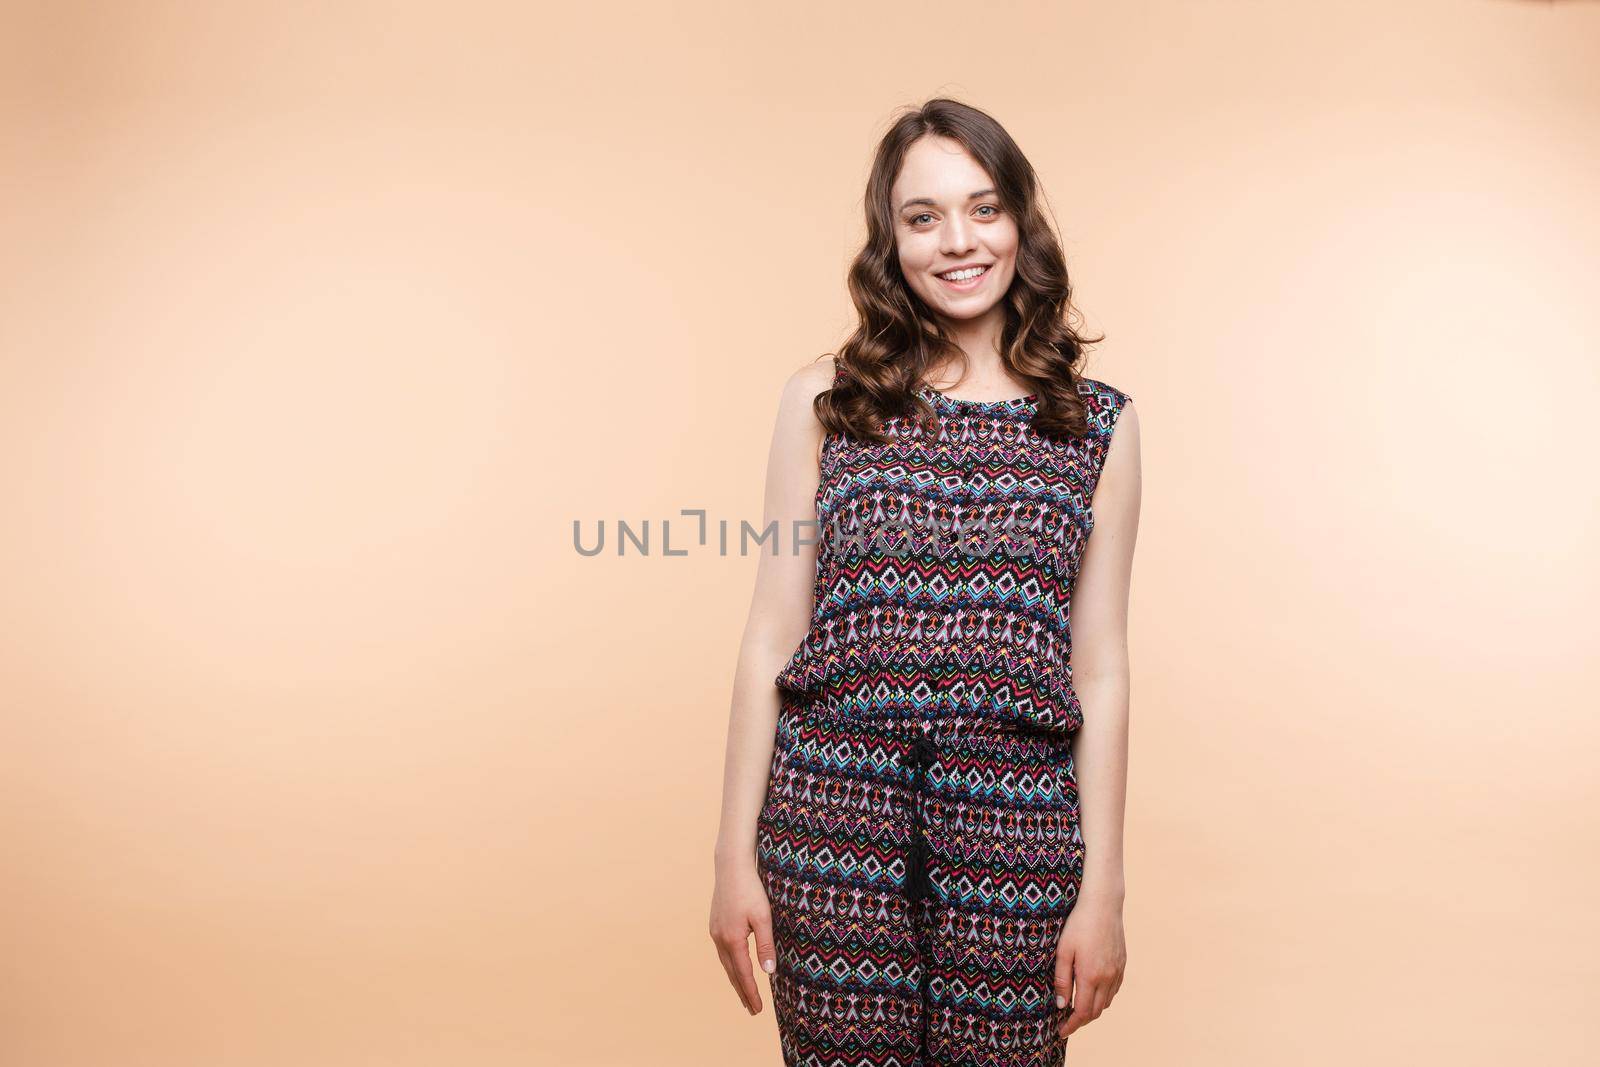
[756,367,1133,1067]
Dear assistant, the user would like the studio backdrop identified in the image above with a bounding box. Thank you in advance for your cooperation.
[2,2,1596,1066]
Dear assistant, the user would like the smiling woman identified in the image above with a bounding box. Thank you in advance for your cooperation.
[710,97,1138,1067]
[801,102,1110,441]
[898,175,1015,310]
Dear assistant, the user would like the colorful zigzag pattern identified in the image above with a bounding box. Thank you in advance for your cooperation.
[757,370,1132,1066]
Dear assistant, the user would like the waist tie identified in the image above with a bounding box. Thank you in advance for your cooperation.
[903,734,939,903]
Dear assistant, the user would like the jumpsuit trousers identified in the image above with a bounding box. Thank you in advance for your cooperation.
[756,690,1086,1067]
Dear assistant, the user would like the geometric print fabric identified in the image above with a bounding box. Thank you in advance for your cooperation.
[759,371,1134,1066]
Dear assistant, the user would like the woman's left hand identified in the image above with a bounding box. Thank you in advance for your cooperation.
[1052,890,1127,1039]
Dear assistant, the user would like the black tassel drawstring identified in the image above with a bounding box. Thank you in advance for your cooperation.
[904,734,939,903]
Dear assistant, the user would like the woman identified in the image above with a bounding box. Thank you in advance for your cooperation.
[710,97,1140,1066]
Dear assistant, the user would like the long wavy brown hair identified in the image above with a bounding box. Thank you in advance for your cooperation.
[814,98,1105,444]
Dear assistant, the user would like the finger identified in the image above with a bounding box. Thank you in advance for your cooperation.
[730,923,764,1014]
[1078,981,1106,1032]
[1051,949,1075,1015]
[752,910,778,979]
[1062,981,1091,1037]
[715,943,756,1014]
[1054,982,1076,1037]
[714,944,752,1013]
[1063,980,1104,1037]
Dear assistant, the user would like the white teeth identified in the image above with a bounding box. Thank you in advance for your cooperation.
[939,266,987,281]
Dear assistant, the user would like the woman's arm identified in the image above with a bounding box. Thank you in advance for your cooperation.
[708,356,833,1015]
[1055,399,1141,1037]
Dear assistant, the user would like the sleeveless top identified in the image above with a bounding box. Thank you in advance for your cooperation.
[773,365,1133,741]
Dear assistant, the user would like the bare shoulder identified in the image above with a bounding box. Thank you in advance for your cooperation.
[785,354,837,405]
[774,355,836,432]
[770,355,836,469]
[1112,397,1140,445]
[1097,393,1141,508]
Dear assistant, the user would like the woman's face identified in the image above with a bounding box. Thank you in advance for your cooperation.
[890,135,1019,324]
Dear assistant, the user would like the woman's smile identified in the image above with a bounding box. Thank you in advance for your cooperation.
[935,263,992,292]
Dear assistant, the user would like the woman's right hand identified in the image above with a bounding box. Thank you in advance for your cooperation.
[709,857,778,1015]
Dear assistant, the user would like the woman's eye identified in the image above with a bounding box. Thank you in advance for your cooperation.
[907,206,998,226]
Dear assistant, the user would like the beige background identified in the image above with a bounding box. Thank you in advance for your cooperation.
[2,1,1597,1065]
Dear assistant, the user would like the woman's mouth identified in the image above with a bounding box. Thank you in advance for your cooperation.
[935,264,990,291]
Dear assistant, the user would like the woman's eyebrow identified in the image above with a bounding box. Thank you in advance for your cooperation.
[898,188,997,211]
